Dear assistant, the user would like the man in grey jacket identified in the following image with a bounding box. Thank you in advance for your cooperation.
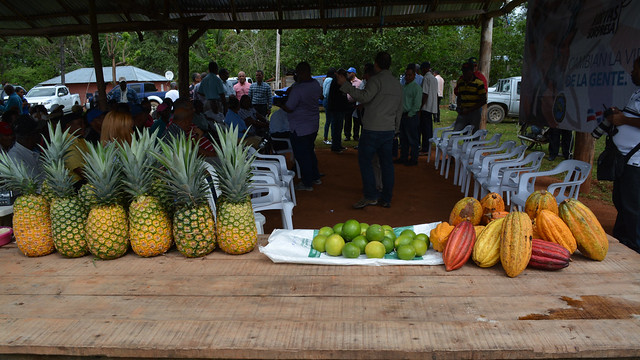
[337,51,403,208]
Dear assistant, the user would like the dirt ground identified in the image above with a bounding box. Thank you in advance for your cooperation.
[262,147,618,234]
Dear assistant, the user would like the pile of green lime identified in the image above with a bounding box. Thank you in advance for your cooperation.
[311,219,430,260]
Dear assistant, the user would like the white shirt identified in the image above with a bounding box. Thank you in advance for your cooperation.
[269,109,290,133]
[222,80,235,97]
[421,71,439,113]
[8,142,42,182]
[165,89,180,102]
[613,88,640,165]
[435,74,444,98]
[119,89,128,103]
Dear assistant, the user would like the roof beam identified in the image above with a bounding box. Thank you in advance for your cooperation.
[55,0,84,25]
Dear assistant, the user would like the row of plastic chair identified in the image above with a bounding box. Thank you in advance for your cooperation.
[428,125,592,209]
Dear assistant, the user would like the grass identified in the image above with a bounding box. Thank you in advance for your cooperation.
[303,107,613,205]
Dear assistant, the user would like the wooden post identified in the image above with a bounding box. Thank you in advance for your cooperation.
[178,25,190,99]
[479,16,493,130]
[88,0,107,110]
[573,132,595,193]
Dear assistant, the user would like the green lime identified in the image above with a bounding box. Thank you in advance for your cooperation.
[394,234,413,249]
[332,223,344,237]
[415,233,430,250]
[381,237,395,254]
[318,226,334,237]
[366,224,385,242]
[342,219,361,241]
[342,242,361,258]
[312,235,327,252]
[325,234,345,256]
[382,224,393,232]
[351,235,368,253]
[359,223,369,236]
[397,244,416,260]
[365,241,386,258]
[383,229,396,241]
[411,239,428,257]
[400,229,417,239]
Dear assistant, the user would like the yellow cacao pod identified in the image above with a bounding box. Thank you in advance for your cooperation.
[536,209,577,253]
[500,211,533,277]
[525,190,558,220]
[558,198,608,261]
[449,197,483,226]
[474,225,486,238]
[430,222,454,252]
[480,193,506,225]
[472,217,505,268]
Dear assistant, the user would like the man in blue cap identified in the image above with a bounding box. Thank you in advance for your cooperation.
[343,66,362,142]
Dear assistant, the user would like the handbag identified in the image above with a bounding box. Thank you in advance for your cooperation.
[597,136,640,181]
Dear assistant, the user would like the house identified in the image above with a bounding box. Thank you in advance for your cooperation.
[39,66,170,104]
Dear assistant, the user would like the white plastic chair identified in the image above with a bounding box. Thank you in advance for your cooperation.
[271,136,301,178]
[427,124,454,164]
[469,144,527,199]
[248,147,297,205]
[251,173,295,230]
[462,140,517,196]
[477,151,546,204]
[510,160,592,211]
[203,162,266,234]
[445,129,487,183]
[436,125,474,172]
[457,133,502,190]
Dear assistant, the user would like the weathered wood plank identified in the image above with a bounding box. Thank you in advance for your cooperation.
[1,318,639,359]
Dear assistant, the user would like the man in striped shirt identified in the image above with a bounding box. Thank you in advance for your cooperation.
[249,70,272,117]
[454,62,486,132]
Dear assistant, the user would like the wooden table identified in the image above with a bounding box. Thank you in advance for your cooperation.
[1,235,639,359]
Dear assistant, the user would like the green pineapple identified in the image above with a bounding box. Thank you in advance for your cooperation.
[0,152,53,257]
[119,128,172,257]
[154,132,215,257]
[212,125,258,254]
[81,141,129,259]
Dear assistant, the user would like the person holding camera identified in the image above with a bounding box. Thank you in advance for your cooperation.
[608,56,640,253]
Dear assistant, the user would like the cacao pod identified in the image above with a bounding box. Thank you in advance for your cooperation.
[536,209,577,253]
[531,219,542,239]
[558,198,608,261]
[528,238,571,270]
[485,211,509,223]
[430,222,454,252]
[500,211,533,278]
[443,221,476,271]
[524,190,558,220]
[474,225,485,238]
[449,197,483,226]
[480,193,506,224]
[472,217,505,268]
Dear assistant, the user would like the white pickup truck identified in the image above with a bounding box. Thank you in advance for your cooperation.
[25,85,80,113]
[486,76,521,123]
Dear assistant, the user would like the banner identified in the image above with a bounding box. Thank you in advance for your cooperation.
[521,0,640,132]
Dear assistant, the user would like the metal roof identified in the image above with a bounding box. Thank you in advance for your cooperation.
[0,0,525,37]
[38,66,169,85]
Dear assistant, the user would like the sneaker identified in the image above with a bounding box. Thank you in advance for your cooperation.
[379,201,391,208]
[323,140,332,145]
[331,148,344,154]
[294,183,313,191]
[353,145,359,150]
[313,179,322,185]
[352,198,378,209]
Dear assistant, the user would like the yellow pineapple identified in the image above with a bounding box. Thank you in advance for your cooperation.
[40,123,88,258]
[119,128,172,257]
[81,141,129,259]
[0,153,53,257]
[154,132,215,257]
[212,125,257,254]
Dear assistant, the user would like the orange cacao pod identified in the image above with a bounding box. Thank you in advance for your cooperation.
[472,217,505,268]
[449,197,482,226]
[536,209,577,253]
[524,190,558,220]
[558,198,608,261]
[500,211,533,278]
[443,221,476,271]
[480,193,506,224]
[528,239,570,270]
[430,222,454,252]
[485,211,509,224]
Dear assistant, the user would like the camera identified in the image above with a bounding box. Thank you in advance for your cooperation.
[591,107,617,139]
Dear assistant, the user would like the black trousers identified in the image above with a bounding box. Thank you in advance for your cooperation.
[343,108,360,140]
[613,164,640,253]
[254,103,269,117]
[548,128,573,158]
[436,96,443,122]
[419,110,434,150]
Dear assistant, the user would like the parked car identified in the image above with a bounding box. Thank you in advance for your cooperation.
[25,85,80,113]
[486,76,521,123]
[107,82,167,112]
[272,75,326,106]
[0,85,26,101]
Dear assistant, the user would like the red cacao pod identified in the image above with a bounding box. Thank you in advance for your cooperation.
[528,239,571,270]
[443,220,476,271]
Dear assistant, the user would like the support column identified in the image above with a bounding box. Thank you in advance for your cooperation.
[89,0,107,110]
[178,25,190,99]
[479,16,493,129]
[574,132,595,194]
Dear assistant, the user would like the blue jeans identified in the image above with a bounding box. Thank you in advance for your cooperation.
[327,110,345,151]
[358,129,395,203]
[399,113,420,161]
[323,112,332,139]
[290,131,320,186]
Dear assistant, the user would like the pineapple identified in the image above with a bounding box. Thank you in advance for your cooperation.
[211,125,258,254]
[154,132,215,257]
[40,123,88,258]
[119,129,172,257]
[0,153,53,257]
[81,141,129,259]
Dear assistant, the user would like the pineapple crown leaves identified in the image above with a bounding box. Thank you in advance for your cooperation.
[0,151,41,195]
[81,141,124,206]
[152,132,210,208]
[211,124,256,204]
[118,128,160,198]
[40,122,78,198]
